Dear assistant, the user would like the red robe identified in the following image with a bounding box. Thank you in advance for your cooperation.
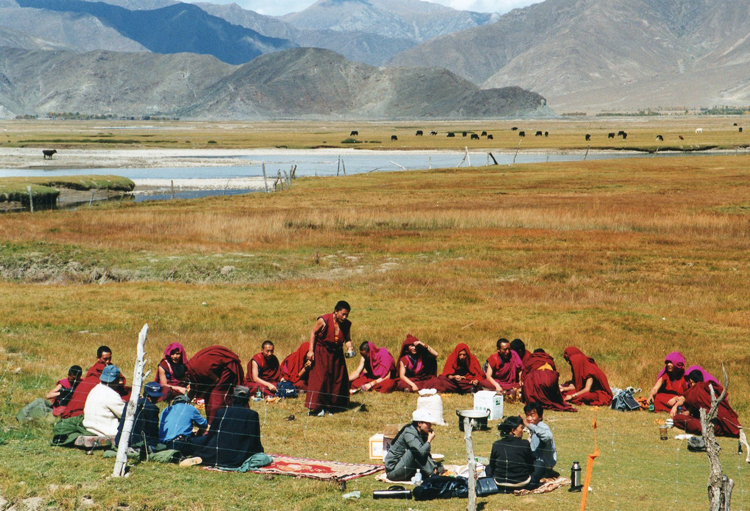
[674,382,741,438]
[395,335,446,392]
[652,374,688,413]
[562,347,613,406]
[485,351,523,390]
[186,346,244,423]
[305,313,351,412]
[63,361,130,418]
[521,352,576,412]
[245,353,282,397]
[350,341,397,393]
[281,342,310,391]
[440,343,491,394]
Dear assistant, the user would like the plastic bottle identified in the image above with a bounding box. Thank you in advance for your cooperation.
[648,401,654,413]
[411,471,423,485]
[569,461,582,492]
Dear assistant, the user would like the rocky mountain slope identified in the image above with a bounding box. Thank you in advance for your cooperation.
[389,0,750,112]
[16,0,296,64]
[0,47,550,120]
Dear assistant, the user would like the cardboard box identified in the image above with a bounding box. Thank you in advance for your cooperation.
[369,433,384,460]
[474,390,504,420]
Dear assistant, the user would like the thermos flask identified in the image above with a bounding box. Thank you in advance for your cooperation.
[569,461,582,492]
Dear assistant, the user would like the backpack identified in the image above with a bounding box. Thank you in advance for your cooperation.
[412,475,469,501]
[276,380,298,399]
[611,388,641,412]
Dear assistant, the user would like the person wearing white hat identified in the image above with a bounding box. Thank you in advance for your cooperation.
[384,409,439,481]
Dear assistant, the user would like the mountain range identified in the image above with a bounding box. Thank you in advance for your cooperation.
[0,47,550,119]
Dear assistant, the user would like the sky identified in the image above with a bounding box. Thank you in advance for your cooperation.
[213,0,541,17]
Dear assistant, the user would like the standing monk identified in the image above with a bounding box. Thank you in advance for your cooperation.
[281,342,312,392]
[485,339,523,392]
[305,301,354,416]
[245,341,282,397]
[560,347,613,406]
[186,345,244,423]
[349,341,397,393]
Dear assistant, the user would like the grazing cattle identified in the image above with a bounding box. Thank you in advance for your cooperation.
[608,133,615,139]
[734,123,738,126]
[695,128,703,133]
[621,132,628,140]
[481,131,487,136]
[430,130,438,136]
[585,134,591,141]
[391,135,398,141]
[617,131,626,136]
[487,134,494,140]
[42,149,57,159]
[535,131,543,136]
[350,130,358,136]
[470,133,480,140]
[656,135,664,141]
[544,131,549,137]
[415,130,423,136]
[519,131,526,137]
[740,127,744,133]
[511,127,518,131]
[447,132,455,138]
[462,131,468,137]
[679,135,685,140]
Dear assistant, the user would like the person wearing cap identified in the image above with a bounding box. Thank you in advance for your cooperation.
[82,365,127,438]
[115,382,162,450]
[185,385,264,469]
[63,345,130,419]
[159,393,208,456]
[383,409,439,481]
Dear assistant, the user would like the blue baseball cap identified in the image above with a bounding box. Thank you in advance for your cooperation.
[144,382,162,398]
[100,365,121,383]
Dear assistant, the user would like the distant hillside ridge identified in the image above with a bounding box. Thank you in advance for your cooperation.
[15,0,297,64]
[0,47,551,120]
[388,0,750,112]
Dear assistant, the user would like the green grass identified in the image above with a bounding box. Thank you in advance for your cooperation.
[0,176,135,204]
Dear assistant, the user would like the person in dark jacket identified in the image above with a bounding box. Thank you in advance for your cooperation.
[185,385,263,469]
[115,381,162,450]
[486,415,534,492]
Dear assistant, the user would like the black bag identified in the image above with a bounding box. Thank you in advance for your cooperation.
[611,389,641,412]
[476,476,500,497]
[276,380,298,398]
[373,486,412,500]
[412,475,469,501]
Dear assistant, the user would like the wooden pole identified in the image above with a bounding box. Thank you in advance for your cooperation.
[488,152,499,165]
[513,140,522,165]
[171,180,175,200]
[27,186,34,213]
[337,156,341,176]
[113,324,149,477]
[342,160,346,176]
[464,417,477,511]
[89,190,95,206]
[701,366,734,511]
[584,145,590,161]
[465,147,471,167]
[262,163,269,193]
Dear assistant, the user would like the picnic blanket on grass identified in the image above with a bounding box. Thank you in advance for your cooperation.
[221,454,383,481]
[513,476,570,496]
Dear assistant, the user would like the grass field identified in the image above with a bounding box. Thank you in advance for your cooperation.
[1,127,750,510]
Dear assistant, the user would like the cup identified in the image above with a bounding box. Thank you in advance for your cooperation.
[659,425,669,440]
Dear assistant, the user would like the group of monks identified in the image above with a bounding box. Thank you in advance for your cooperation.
[55,302,742,440]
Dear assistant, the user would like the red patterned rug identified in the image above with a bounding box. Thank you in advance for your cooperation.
[251,455,384,482]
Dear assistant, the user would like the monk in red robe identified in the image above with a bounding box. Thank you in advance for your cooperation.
[396,335,447,392]
[441,343,490,394]
[672,369,741,438]
[647,351,688,413]
[560,347,612,406]
[305,301,354,415]
[245,341,282,397]
[485,338,523,392]
[281,342,312,392]
[63,345,130,418]
[186,345,244,423]
[521,349,576,412]
[349,341,397,393]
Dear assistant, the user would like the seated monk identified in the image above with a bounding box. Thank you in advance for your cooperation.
[485,338,523,393]
[510,339,531,368]
[522,349,576,412]
[396,335,446,392]
[245,340,282,397]
[349,341,397,393]
[560,347,613,406]
[441,343,491,394]
[281,342,312,392]
[157,342,188,400]
[647,351,687,413]
[672,369,741,438]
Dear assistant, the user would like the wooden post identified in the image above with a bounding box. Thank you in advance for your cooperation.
[488,152,499,165]
[342,160,346,176]
[429,156,432,169]
[584,145,590,161]
[262,163,269,193]
[337,156,341,176]
[27,186,33,213]
[465,147,471,167]
[700,365,734,511]
[171,180,175,200]
[464,417,477,511]
[89,189,95,206]
[513,140,522,165]
[113,324,149,477]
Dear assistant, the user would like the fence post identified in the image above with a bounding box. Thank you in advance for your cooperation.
[113,324,149,477]
[27,186,34,213]
[464,417,477,511]
[262,163,269,193]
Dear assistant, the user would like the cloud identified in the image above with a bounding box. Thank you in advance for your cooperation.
[205,0,541,16]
